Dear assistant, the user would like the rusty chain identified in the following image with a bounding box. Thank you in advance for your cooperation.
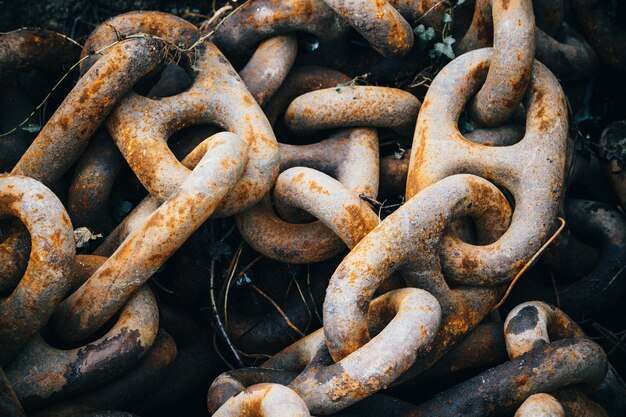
[0,1,625,415]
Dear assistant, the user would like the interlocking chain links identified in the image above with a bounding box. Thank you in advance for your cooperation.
[240,35,298,106]
[504,302,585,358]
[66,131,126,235]
[503,302,610,417]
[213,383,311,417]
[11,35,164,184]
[0,29,78,301]
[211,0,422,82]
[540,200,626,321]
[236,129,380,263]
[408,339,606,417]
[322,174,511,365]
[459,0,596,81]
[407,48,567,286]
[5,286,159,411]
[91,127,242,259]
[514,394,565,417]
[321,0,414,57]
[0,175,75,366]
[456,0,535,126]
[571,0,626,71]
[107,45,277,217]
[50,133,247,344]
[235,65,380,263]
[208,288,441,415]
[285,86,421,136]
[34,330,176,417]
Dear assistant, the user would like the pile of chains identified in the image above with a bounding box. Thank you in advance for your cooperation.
[1,0,625,416]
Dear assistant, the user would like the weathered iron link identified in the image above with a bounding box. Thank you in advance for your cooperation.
[458,0,596,81]
[240,35,298,106]
[408,339,607,417]
[209,288,442,415]
[457,0,535,126]
[504,302,611,417]
[407,48,567,286]
[32,330,176,417]
[285,86,421,136]
[5,285,159,411]
[107,42,278,216]
[236,129,380,264]
[50,133,248,344]
[211,0,424,83]
[264,66,352,126]
[323,174,511,372]
[321,0,414,57]
[504,301,626,416]
[213,383,311,417]
[514,393,565,417]
[11,36,165,185]
[236,62,382,263]
[0,175,75,366]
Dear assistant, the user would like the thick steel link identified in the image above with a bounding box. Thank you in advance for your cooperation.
[321,0,414,57]
[107,41,277,216]
[457,0,535,126]
[285,86,421,136]
[504,302,612,417]
[407,48,567,286]
[209,288,441,415]
[213,383,311,417]
[514,394,565,417]
[5,286,159,411]
[32,330,176,417]
[50,133,248,344]
[240,35,298,106]
[0,175,75,365]
[236,129,380,263]
[323,174,511,367]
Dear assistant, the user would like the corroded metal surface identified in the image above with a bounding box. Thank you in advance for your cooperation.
[51,133,248,343]
[514,393,565,417]
[5,286,159,410]
[107,41,277,216]
[322,0,413,57]
[0,175,75,365]
[240,35,298,106]
[407,48,567,286]
[236,128,379,264]
[323,174,511,372]
[209,288,441,415]
[459,0,535,126]
[285,86,421,136]
[213,383,311,417]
